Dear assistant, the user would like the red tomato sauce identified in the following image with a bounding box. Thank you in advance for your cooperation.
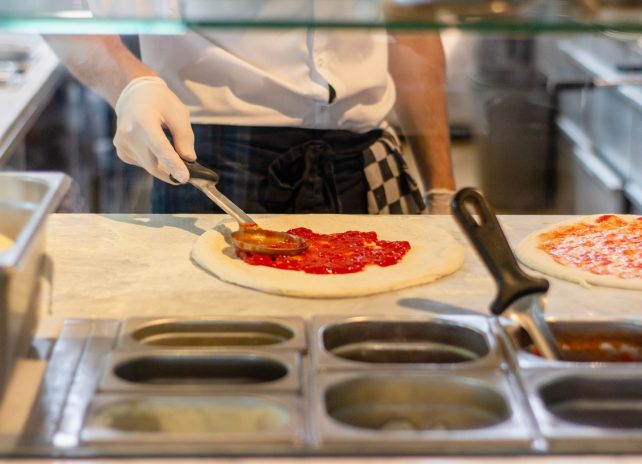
[529,333,642,362]
[537,215,642,280]
[237,227,411,274]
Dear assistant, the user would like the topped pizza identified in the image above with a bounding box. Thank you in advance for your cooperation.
[516,214,642,290]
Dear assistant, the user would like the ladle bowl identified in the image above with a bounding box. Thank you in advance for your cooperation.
[231,223,309,256]
[174,161,308,256]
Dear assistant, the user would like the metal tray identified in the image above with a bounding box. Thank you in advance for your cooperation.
[81,393,303,450]
[521,369,642,452]
[117,316,306,352]
[0,172,69,401]
[312,315,503,371]
[499,317,642,368]
[27,314,642,457]
[310,370,533,453]
[99,349,301,394]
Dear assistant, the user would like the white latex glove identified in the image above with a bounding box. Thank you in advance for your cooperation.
[425,188,455,214]
[114,76,196,183]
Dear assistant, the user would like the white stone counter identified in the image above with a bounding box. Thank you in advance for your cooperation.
[44,214,640,321]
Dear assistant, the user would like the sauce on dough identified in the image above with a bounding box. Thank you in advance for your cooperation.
[538,214,642,280]
[238,227,411,274]
[0,233,13,253]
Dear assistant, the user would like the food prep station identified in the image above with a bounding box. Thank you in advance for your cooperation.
[1,172,642,460]
[18,314,642,457]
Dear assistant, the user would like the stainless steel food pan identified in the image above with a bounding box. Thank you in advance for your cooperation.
[499,317,642,368]
[522,369,642,452]
[81,393,302,449]
[100,350,300,393]
[118,316,306,352]
[312,315,502,371]
[0,172,70,400]
[311,370,533,453]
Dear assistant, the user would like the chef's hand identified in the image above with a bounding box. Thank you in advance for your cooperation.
[114,76,196,183]
[425,189,455,214]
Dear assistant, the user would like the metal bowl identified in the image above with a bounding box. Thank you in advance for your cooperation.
[505,319,642,365]
[100,350,300,393]
[314,316,497,369]
[81,394,299,445]
[0,172,69,400]
[324,375,510,431]
[540,375,642,428]
[521,369,642,452]
[119,317,305,350]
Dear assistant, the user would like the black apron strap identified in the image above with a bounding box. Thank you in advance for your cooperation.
[153,125,376,214]
[265,140,341,213]
[152,124,425,215]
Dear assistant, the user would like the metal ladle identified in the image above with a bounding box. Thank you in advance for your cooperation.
[172,161,308,256]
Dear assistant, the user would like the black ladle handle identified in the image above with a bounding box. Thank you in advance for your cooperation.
[169,161,219,184]
[451,188,549,315]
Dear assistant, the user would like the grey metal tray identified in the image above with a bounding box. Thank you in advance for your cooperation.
[20,313,642,457]
[0,172,69,401]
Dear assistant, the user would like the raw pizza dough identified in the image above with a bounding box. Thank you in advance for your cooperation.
[192,215,465,298]
[516,215,642,291]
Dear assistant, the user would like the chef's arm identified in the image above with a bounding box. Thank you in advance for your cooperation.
[43,35,195,183]
[388,32,455,213]
[44,35,155,107]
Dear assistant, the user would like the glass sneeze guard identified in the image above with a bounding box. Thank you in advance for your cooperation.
[1,0,642,33]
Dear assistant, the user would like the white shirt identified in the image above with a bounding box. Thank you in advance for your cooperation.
[92,1,396,132]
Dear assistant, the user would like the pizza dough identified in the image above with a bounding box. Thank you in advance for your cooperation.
[516,215,642,291]
[0,233,13,253]
[192,215,465,298]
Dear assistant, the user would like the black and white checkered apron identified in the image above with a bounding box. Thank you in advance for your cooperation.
[153,123,426,214]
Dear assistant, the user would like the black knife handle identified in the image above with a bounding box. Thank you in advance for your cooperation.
[451,187,549,315]
[185,161,219,182]
[169,161,219,184]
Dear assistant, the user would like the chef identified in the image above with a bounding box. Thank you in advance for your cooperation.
[45,3,455,215]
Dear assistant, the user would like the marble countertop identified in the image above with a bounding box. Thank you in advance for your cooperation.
[30,213,642,464]
[44,213,640,322]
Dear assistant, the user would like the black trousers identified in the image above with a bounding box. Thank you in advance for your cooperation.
[153,124,381,214]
